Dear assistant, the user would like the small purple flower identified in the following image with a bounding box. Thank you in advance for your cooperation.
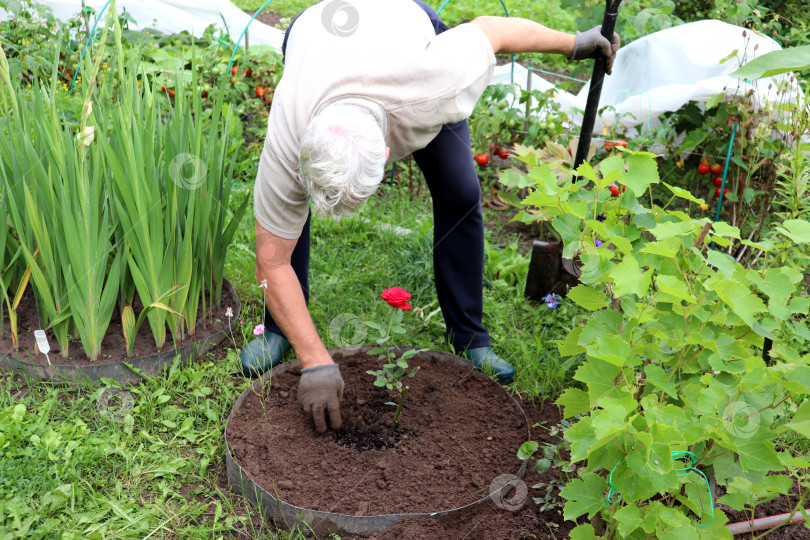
[596,214,606,222]
[595,239,604,247]
[544,293,560,309]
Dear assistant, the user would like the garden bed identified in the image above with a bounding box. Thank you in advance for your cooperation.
[0,281,240,384]
[226,347,534,535]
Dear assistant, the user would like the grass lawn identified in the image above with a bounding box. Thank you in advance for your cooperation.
[0,178,582,538]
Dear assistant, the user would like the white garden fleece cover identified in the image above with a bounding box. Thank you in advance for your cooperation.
[491,19,803,136]
[8,2,804,136]
[11,0,285,49]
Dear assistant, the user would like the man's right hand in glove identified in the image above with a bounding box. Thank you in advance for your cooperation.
[297,363,344,433]
[255,221,344,433]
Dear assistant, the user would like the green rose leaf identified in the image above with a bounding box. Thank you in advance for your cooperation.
[517,440,539,460]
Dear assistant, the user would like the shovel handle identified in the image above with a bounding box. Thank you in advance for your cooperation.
[572,0,622,172]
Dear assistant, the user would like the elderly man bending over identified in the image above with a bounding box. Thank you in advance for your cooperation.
[240,0,620,432]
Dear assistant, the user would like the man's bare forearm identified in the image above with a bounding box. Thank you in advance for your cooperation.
[255,220,333,369]
[470,16,576,56]
[261,265,334,369]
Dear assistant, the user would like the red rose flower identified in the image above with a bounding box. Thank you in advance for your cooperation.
[381,287,412,310]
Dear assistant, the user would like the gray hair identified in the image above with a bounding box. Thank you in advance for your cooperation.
[299,103,386,219]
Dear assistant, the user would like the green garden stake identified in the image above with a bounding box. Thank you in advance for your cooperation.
[228,0,275,76]
[714,121,739,223]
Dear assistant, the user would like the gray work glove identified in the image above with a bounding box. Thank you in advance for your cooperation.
[569,25,621,75]
[297,363,344,433]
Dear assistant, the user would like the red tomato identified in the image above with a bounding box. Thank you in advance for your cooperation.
[493,145,501,155]
[604,141,613,152]
[711,163,723,175]
[713,176,723,187]
[168,89,175,98]
[475,153,489,166]
[201,91,208,99]
[609,185,620,197]
[255,87,266,98]
[714,187,731,200]
[499,148,509,159]
[489,144,494,151]
[614,139,627,148]
[231,65,238,75]
[698,163,711,175]
[245,68,252,77]
[160,84,166,93]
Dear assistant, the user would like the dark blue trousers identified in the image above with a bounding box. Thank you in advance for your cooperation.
[265,0,490,351]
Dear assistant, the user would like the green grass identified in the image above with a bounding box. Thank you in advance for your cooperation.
[0,177,582,538]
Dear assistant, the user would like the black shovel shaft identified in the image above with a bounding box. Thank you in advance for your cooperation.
[572,0,622,171]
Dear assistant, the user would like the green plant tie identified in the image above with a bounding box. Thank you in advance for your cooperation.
[228,0,274,76]
[605,451,714,528]
[69,0,112,94]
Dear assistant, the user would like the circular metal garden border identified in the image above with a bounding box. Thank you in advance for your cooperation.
[0,280,241,386]
[225,346,530,537]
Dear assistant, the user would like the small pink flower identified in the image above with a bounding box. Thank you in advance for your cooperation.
[253,324,265,336]
[226,307,234,318]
